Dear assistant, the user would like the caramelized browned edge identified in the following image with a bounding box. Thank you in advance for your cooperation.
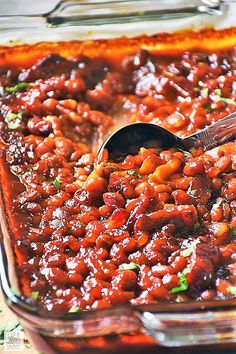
[0,27,236,68]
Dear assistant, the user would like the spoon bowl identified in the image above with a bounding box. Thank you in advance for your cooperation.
[96,112,236,164]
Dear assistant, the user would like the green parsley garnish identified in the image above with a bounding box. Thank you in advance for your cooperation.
[227,286,236,297]
[188,188,197,197]
[170,267,189,294]
[194,222,201,229]
[8,121,21,130]
[201,88,209,95]
[31,291,39,300]
[214,89,222,96]
[5,111,23,130]
[126,170,141,178]
[68,306,81,313]
[214,89,236,106]
[6,111,23,120]
[202,104,212,113]
[194,87,209,95]
[230,226,236,237]
[163,70,174,77]
[212,197,225,209]
[181,238,200,257]
[51,178,61,189]
[119,262,142,271]
[5,82,31,93]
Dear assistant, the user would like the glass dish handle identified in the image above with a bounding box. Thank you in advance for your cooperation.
[140,306,236,346]
[0,0,230,29]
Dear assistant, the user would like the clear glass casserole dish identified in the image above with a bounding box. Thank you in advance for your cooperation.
[0,1,236,353]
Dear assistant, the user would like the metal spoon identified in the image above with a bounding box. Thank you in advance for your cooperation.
[95,112,236,164]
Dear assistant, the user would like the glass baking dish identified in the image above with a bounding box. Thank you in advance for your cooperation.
[0,1,236,353]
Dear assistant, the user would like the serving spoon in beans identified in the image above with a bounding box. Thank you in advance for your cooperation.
[95,112,236,165]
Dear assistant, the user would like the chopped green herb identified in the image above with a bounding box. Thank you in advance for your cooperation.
[194,222,201,229]
[68,306,81,313]
[227,286,236,297]
[163,70,174,77]
[202,104,212,113]
[126,170,141,178]
[5,82,31,93]
[181,238,200,257]
[8,121,21,130]
[214,89,236,106]
[216,96,236,106]
[201,88,209,95]
[31,291,39,300]
[212,197,225,209]
[51,178,61,189]
[214,88,222,96]
[119,262,141,271]
[6,111,23,121]
[230,226,236,237]
[5,111,23,130]
[188,188,197,197]
[171,274,188,294]
[170,267,189,294]
[194,87,209,95]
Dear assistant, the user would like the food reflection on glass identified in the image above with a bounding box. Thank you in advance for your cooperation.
[0,30,235,316]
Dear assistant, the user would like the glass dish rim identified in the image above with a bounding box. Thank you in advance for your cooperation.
[0,15,235,331]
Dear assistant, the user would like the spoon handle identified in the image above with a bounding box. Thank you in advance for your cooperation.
[183,112,236,150]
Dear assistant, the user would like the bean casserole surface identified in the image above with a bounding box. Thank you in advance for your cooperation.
[0,28,235,313]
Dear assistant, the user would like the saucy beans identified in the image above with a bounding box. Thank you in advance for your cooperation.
[0,47,235,313]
